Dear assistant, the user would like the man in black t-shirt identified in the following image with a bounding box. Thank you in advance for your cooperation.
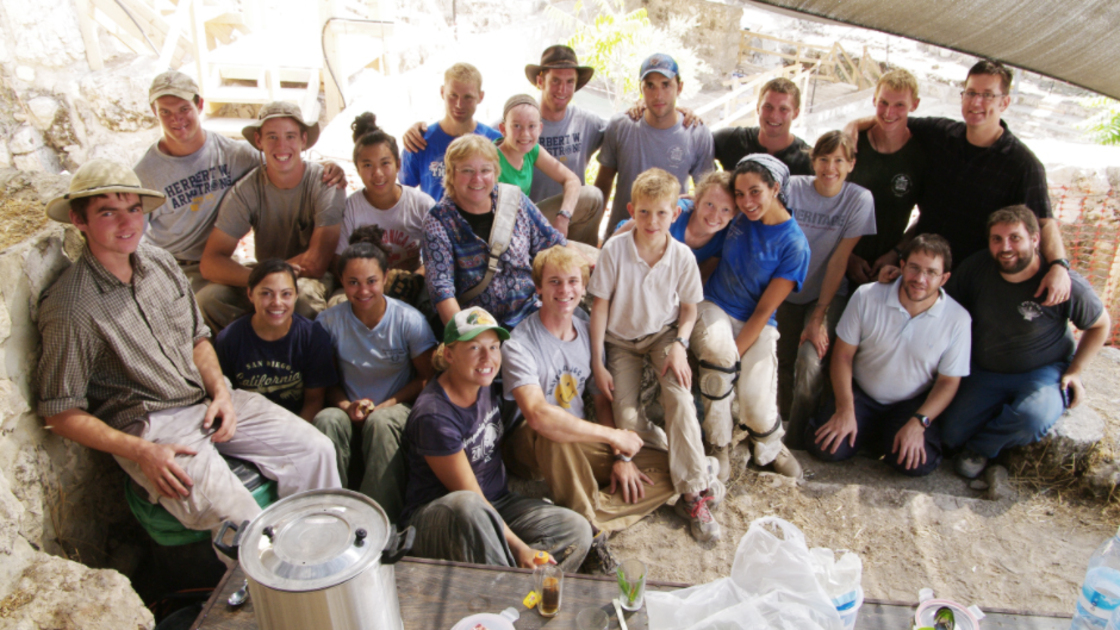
[713,77,811,175]
[941,206,1109,479]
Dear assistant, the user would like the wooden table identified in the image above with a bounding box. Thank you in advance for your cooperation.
[191,557,1072,629]
[191,557,683,629]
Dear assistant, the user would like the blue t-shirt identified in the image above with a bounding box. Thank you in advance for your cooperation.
[704,215,811,324]
[399,121,502,202]
[214,313,339,414]
[315,297,438,405]
[401,379,510,523]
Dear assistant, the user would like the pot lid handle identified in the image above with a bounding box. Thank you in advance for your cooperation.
[214,520,250,561]
[381,524,415,565]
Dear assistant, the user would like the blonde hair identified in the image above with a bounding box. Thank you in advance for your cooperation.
[432,342,452,372]
[630,168,680,207]
[693,170,733,207]
[445,63,483,90]
[875,69,920,101]
[532,245,590,287]
[443,135,501,202]
[810,130,857,162]
[759,77,801,109]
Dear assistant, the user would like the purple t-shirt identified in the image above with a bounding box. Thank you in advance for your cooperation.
[214,313,338,414]
[401,379,510,523]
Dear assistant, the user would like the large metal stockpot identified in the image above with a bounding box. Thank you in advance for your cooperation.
[217,489,414,630]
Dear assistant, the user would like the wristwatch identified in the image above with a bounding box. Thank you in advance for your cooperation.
[614,453,633,462]
[1049,258,1071,270]
[673,337,689,350]
[912,413,931,429]
[557,209,573,219]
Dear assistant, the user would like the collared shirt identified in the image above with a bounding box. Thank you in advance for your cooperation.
[37,243,209,432]
[908,117,1051,269]
[422,187,566,329]
[588,230,703,340]
[837,277,971,405]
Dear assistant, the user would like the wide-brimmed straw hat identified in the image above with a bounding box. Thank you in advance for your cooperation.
[524,45,594,91]
[45,159,165,224]
[241,101,320,150]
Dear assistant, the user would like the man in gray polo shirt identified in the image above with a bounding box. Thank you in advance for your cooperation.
[807,234,971,476]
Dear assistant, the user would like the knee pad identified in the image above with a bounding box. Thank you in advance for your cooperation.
[699,359,740,402]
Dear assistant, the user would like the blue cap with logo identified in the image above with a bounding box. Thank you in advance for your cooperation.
[639,53,680,80]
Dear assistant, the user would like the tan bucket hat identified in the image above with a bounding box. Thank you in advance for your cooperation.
[45,159,166,224]
[525,45,594,91]
[149,70,200,104]
[241,101,320,150]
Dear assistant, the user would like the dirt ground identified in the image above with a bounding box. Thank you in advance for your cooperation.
[603,350,1120,616]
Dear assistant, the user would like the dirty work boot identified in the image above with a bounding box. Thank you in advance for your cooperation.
[770,445,803,479]
[710,447,731,483]
[954,450,988,479]
[579,530,620,574]
[675,494,721,543]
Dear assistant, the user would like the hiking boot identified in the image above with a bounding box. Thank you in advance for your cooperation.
[704,478,726,510]
[710,447,731,483]
[770,445,803,479]
[579,530,619,574]
[675,494,721,543]
[955,451,989,480]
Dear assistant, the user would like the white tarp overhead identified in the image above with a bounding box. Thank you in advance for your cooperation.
[744,0,1120,100]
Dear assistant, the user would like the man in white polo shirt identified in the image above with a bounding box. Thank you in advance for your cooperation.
[806,234,971,476]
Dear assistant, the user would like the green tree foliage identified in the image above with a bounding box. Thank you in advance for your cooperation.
[1081,97,1120,146]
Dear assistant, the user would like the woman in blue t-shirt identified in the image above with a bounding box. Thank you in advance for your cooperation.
[400,307,592,571]
[691,154,811,480]
[316,237,438,523]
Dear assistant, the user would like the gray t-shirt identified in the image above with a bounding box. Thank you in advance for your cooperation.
[337,185,435,271]
[501,311,598,423]
[837,278,971,404]
[531,105,607,202]
[136,132,260,261]
[786,177,876,305]
[214,162,344,261]
[598,113,714,228]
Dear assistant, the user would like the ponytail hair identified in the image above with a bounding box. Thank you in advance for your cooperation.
[351,112,400,168]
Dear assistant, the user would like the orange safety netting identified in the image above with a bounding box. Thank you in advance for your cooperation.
[1052,184,1120,346]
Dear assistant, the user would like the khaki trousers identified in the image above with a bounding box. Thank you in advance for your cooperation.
[535,185,605,247]
[605,326,709,495]
[691,301,785,465]
[503,421,674,533]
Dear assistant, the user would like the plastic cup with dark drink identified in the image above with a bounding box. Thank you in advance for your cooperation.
[537,563,563,617]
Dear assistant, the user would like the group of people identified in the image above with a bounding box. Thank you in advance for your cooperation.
[35,40,1109,575]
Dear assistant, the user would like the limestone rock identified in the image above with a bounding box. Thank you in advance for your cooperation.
[26,97,60,131]
[2,0,85,68]
[78,71,157,134]
[1,554,154,629]
[9,127,44,154]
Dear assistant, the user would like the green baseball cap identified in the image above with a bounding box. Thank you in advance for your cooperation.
[443,307,510,344]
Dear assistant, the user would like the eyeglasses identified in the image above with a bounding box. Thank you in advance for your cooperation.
[903,263,944,280]
[960,91,1003,102]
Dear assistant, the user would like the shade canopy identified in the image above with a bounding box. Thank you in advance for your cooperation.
[746,0,1120,100]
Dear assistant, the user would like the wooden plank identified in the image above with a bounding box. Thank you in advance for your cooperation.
[157,0,192,70]
[75,0,104,71]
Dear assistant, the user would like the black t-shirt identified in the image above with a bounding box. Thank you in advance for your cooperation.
[713,126,812,175]
[946,251,1104,374]
[847,129,926,264]
[908,117,1052,269]
[214,313,339,414]
[457,205,494,242]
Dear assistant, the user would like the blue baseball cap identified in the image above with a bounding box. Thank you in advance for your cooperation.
[639,53,680,81]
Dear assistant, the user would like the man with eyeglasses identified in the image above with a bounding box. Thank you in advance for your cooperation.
[849,60,1071,307]
[806,234,970,476]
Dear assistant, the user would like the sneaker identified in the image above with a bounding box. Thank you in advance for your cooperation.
[954,451,989,479]
[710,448,730,483]
[770,445,803,479]
[579,530,619,574]
[704,478,726,510]
[675,494,722,543]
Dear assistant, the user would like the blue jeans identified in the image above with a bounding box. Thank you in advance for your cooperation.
[805,383,942,476]
[940,363,1067,459]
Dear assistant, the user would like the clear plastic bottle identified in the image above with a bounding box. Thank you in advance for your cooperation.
[1072,526,1120,630]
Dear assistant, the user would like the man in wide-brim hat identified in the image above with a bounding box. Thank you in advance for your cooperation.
[197,100,344,334]
[36,158,340,565]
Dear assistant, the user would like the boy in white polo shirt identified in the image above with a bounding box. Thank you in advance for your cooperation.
[807,234,971,476]
[589,168,723,543]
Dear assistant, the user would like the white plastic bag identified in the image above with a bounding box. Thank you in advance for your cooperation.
[647,517,844,630]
